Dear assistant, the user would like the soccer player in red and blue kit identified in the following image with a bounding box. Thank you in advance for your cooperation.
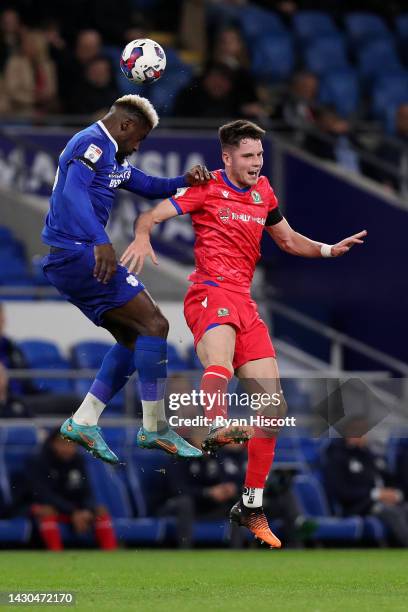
[41,94,212,464]
[121,119,367,547]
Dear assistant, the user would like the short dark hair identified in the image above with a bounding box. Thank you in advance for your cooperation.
[218,119,265,149]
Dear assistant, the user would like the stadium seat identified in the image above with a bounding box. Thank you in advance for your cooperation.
[238,6,287,41]
[304,35,349,76]
[345,12,390,48]
[371,73,408,119]
[292,11,338,43]
[187,345,203,370]
[319,68,360,117]
[293,474,363,541]
[396,14,408,41]
[85,449,168,544]
[0,518,32,544]
[357,38,402,82]
[18,340,73,393]
[167,343,190,372]
[251,33,295,82]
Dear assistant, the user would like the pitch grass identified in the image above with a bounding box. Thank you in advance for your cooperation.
[0,549,407,611]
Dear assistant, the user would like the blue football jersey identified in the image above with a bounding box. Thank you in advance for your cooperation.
[42,120,186,249]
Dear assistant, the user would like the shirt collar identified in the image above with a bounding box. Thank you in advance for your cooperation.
[221,170,251,193]
[97,120,118,152]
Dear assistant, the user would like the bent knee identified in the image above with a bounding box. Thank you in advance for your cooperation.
[144,312,169,338]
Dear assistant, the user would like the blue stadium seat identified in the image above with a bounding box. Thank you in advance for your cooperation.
[0,225,15,245]
[371,73,408,119]
[187,345,203,370]
[18,340,73,393]
[0,518,32,544]
[293,11,338,43]
[304,35,349,76]
[319,68,360,117]
[0,256,30,283]
[396,14,408,41]
[345,12,390,48]
[57,451,166,545]
[274,436,303,469]
[238,6,286,41]
[293,473,363,541]
[357,38,402,82]
[167,343,189,372]
[251,33,294,82]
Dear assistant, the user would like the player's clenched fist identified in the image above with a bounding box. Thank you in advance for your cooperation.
[120,237,158,274]
[93,243,117,284]
[184,164,213,186]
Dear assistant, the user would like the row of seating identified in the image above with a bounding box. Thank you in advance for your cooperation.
[0,426,392,546]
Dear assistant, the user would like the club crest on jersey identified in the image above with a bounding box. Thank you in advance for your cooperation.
[251,190,262,203]
[84,143,103,163]
[218,308,229,317]
[218,207,230,223]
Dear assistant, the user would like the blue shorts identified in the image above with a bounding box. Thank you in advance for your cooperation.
[42,246,145,326]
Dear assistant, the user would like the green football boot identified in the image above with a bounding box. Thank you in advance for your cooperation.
[136,426,203,458]
[60,417,119,465]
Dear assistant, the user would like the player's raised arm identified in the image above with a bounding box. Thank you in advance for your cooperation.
[265,217,367,258]
[121,164,213,199]
[120,199,178,274]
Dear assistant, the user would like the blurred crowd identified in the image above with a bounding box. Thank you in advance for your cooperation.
[1,1,408,193]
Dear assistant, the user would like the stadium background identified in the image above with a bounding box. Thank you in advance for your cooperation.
[1,0,408,609]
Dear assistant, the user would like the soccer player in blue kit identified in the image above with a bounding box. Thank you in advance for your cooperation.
[41,94,211,464]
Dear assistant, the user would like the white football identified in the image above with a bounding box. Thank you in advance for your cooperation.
[120,38,166,85]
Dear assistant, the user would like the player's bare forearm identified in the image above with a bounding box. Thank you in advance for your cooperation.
[266,218,367,258]
[120,198,178,273]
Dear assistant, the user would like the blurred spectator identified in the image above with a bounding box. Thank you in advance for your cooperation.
[324,426,408,546]
[274,72,318,133]
[0,8,23,72]
[211,27,266,119]
[68,57,119,117]
[0,303,35,396]
[304,107,361,173]
[1,29,57,115]
[372,104,408,195]
[0,363,32,418]
[396,440,408,501]
[158,439,244,548]
[27,429,117,551]
[173,62,261,119]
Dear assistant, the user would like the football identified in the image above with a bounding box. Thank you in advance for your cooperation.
[120,38,166,85]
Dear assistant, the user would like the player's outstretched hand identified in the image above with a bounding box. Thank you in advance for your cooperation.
[93,244,117,284]
[185,164,214,186]
[120,237,158,275]
[331,230,367,257]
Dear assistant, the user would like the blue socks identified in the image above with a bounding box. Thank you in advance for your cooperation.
[134,335,167,401]
[89,343,135,404]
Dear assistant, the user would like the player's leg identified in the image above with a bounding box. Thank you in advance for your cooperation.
[196,325,254,451]
[230,357,285,548]
[183,285,253,450]
[63,290,200,460]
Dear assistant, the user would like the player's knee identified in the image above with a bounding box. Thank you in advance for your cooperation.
[144,312,169,338]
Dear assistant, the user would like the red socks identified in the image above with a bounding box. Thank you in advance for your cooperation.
[94,512,118,550]
[38,515,63,551]
[245,436,277,488]
[200,365,233,421]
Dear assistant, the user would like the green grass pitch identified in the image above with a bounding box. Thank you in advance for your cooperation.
[0,549,407,611]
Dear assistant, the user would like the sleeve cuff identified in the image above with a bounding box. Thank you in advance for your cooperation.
[169,197,183,215]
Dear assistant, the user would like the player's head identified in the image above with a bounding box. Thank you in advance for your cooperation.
[219,119,265,188]
[104,94,159,163]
